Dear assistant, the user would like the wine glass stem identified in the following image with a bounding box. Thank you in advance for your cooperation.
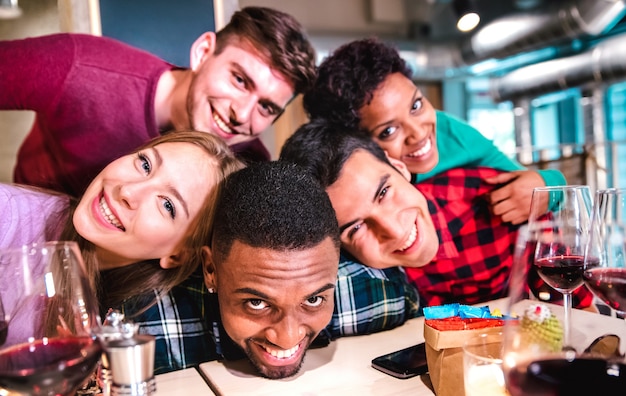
[563,291,572,347]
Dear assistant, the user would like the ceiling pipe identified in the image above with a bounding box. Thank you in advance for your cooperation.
[460,0,626,64]
[489,32,626,102]
[401,0,625,79]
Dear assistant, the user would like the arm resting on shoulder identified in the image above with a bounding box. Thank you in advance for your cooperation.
[486,169,566,225]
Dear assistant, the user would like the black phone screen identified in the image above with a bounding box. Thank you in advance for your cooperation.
[371,342,429,379]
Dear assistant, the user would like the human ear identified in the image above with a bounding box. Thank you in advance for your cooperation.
[385,151,411,181]
[202,246,217,292]
[190,32,217,71]
[159,253,183,269]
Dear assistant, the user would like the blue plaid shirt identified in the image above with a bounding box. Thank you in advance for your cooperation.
[115,269,222,374]
[115,256,421,373]
[326,253,422,338]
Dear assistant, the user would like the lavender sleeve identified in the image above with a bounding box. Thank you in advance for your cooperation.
[0,184,70,346]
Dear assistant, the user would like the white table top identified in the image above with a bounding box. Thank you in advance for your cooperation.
[196,300,514,396]
[156,298,626,395]
[198,316,434,396]
[153,366,215,396]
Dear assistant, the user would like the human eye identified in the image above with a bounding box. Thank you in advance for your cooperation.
[259,102,278,118]
[378,186,389,201]
[233,72,247,89]
[136,152,151,175]
[303,295,325,308]
[159,196,176,220]
[246,299,269,311]
[377,126,397,141]
[347,222,363,240]
[411,97,424,113]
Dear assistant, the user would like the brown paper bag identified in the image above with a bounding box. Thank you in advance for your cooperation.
[424,322,503,396]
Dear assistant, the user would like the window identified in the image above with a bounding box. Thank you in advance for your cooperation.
[606,82,626,188]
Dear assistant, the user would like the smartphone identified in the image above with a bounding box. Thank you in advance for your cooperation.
[371,342,429,379]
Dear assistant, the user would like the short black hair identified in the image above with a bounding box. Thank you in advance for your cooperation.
[211,161,340,258]
[279,119,392,189]
[302,37,412,129]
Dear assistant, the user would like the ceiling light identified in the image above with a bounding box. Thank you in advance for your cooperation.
[0,0,22,19]
[453,0,480,32]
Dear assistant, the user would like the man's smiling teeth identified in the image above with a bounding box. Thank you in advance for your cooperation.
[398,224,417,252]
[99,197,124,230]
[407,137,432,158]
[213,113,233,134]
[264,344,300,359]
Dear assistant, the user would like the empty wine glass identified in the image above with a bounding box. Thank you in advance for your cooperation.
[584,188,626,318]
[0,241,102,396]
[528,185,592,347]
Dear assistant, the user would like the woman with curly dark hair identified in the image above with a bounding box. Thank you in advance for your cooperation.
[303,37,566,225]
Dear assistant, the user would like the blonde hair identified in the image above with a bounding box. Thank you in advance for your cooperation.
[61,131,244,313]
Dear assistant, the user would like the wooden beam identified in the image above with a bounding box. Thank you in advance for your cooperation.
[57,0,101,35]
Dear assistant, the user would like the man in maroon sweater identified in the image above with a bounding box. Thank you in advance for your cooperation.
[0,6,316,196]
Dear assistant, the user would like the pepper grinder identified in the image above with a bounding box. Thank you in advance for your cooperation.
[97,310,157,396]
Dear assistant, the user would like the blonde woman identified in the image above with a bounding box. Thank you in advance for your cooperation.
[0,131,243,372]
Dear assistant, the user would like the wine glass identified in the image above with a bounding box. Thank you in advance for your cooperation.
[584,188,626,318]
[502,223,626,395]
[0,293,6,346]
[528,185,592,346]
[0,241,103,396]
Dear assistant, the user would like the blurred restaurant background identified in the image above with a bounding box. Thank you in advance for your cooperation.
[1,0,626,193]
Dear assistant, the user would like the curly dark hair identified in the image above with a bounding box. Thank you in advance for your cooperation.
[216,6,317,95]
[279,119,391,189]
[302,37,412,129]
[211,161,340,259]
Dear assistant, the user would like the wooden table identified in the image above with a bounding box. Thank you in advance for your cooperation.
[155,298,625,395]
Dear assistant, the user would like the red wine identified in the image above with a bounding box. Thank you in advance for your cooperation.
[0,336,102,395]
[533,255,589,292]
[507,357,626,395]
[583,267,626,313]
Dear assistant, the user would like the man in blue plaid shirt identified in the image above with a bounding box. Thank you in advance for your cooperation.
[118,162,341,378]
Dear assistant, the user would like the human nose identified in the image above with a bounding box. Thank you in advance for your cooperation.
[229,96,256,130]
[372,213,404,242]
[114,182,146,210]
[404,122,425,145]
[265,312,306,349]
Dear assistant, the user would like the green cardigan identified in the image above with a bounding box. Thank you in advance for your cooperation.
[412,110,566,187]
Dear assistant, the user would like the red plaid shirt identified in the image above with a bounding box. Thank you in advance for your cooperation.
[405,167,594,308]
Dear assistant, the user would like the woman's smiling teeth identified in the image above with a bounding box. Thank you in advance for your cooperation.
[213,113,233,134]
[398,224,417,252]
[407,137,432,158]
[264,344,300,359]
[99,196,124,230]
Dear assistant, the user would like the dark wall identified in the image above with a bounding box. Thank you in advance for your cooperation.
[99,0,215,67]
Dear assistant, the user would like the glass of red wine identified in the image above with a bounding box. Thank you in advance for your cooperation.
[528,185,592,347]
[503,223,626,396]
[0,241,103,396]
[584,188,626,318]
[0,293,6,346]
